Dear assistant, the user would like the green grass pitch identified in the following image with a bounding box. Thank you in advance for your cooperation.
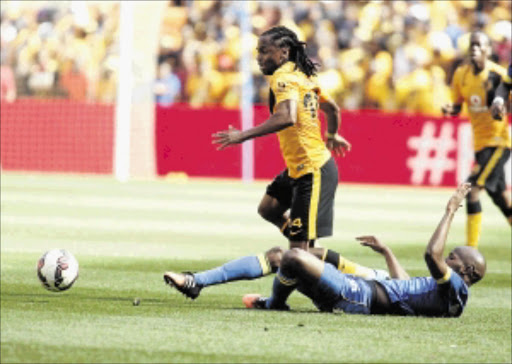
[1,172,511,363]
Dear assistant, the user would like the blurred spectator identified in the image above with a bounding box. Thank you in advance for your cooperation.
[59,59,87,101]
[2,0,511,115]
[155,0,511,114]
[154,61,181,106]
[1,56,16,102]
[1,1,119,102]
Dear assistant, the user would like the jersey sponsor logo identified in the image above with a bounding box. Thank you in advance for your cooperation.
[277,81,286,91]
[468,94,488,112]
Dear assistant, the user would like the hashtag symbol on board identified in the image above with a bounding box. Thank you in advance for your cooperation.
[406,122,457,185]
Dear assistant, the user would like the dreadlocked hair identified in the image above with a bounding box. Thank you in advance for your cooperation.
[262,26,319,77]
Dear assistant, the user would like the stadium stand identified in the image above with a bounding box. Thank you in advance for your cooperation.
[2,1,510,115]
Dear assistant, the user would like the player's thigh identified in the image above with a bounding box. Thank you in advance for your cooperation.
[467,147,510,193]
[317,157,338,238]
[288,158,338,242]
[260,169,293,217]
[258,194,289,219]
[298,264,373,314]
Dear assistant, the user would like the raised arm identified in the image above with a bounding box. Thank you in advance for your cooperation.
[212,100,296,150]
[356,236,409,279]
[320,97,351,156]
[424,183,471,280]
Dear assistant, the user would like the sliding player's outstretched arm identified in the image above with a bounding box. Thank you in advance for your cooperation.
[356,236,409,279]
[424,183,471,280]
[320,96,351,156]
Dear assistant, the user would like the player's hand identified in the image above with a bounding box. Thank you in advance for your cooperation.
[356,236,388,255]
[490,98,505,120]
[446,183,471,214]
[326,134,351,157]
[441,103,457,116]
[212,125,243,150]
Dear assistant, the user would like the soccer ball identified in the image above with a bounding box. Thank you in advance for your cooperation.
[36,249,79,292]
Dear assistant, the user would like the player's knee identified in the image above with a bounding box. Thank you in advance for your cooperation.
[281,248,307,272]
[257,201,273,220]
[468,185,481,202]
[486,188,512,216]
[265,246,284,273]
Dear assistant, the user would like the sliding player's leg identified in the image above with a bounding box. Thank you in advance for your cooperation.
[164,246,284,299]
[244,248,376,314]
[244,248,324,310]
[310,247,389,280]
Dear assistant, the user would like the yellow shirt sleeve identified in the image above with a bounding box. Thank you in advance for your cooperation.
[270,73,300,106]
[436,267,452,284]
[450,67,464,105]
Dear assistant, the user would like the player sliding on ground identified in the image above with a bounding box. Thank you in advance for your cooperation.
[242,183,486,317]
[164,243,389,300]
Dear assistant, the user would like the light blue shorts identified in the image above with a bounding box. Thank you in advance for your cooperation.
[301,263,374,314]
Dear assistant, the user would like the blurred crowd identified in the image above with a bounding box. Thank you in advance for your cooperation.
[2,0,511,116]
[1,1,119,103]
[159,0,511,114]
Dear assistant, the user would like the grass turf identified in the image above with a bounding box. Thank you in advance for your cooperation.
[1,172,511,363]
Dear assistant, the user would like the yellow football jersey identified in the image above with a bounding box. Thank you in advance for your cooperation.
[451,61,511,152]
[268,62,332,178]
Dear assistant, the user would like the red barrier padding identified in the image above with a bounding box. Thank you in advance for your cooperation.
[1,100,114,173]
[156,105,511,187]
[155,104,241,178]
[2,100,509,188]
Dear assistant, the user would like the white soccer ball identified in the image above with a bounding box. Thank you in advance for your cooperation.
[36,249,79,292]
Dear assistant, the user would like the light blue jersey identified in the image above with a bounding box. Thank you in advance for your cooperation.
[376,268,469,317]
[307,265,469,317]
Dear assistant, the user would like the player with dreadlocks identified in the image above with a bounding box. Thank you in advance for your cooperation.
[164,27,381,300]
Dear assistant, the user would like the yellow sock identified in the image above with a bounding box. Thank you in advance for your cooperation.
[467,213,482,248]
[256,253,272,276]
[339,257,374,279]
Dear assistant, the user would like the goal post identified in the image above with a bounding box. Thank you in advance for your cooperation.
[114,1,167,181]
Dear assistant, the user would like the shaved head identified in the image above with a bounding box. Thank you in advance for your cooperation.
[453,246,486,285]
[469,32,490,71]
[470,31,490,48]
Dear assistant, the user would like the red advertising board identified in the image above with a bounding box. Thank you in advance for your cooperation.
[1,100,510,187]
[157,105,511,187]
[155,104,241,178]
[1,100,114,173]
